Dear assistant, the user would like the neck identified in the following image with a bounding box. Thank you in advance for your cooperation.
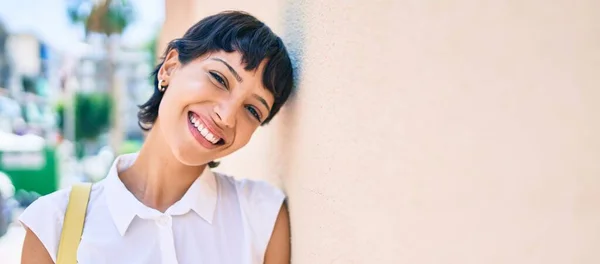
[120,129,206,212]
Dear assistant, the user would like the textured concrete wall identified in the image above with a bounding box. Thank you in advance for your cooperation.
[161,0,600,263]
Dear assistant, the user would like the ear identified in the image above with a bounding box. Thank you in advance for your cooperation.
[158,49,180,85]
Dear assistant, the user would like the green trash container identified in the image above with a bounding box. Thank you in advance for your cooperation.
[0,147,59,196]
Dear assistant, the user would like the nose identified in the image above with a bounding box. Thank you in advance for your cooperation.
[213,101,239,128]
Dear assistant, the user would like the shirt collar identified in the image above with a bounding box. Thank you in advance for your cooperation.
[166,164,217,222]
[104,153,218,236]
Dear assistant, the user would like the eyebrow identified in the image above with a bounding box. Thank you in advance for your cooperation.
[211,58,243,83]
[254,94,271,113]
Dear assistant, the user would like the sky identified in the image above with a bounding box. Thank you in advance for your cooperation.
[0,0,165,54]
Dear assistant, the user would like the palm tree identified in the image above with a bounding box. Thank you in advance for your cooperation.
[68,0,134,36]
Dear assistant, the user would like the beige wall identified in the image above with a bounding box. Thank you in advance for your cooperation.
[160,1,600,263]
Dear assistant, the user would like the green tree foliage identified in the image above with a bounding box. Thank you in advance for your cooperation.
[56,92,112,141]
[75,92,112,140]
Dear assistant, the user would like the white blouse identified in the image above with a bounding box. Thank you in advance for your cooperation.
[19,153,285,264]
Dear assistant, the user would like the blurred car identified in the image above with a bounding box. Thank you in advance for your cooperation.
[0,170,16,237]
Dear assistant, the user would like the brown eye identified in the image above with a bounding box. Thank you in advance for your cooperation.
[245,105,262,121]
[209,71,228,88]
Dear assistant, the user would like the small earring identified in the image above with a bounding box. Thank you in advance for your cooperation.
[158,79,167,92]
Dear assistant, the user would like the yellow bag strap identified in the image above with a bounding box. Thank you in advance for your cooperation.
[56,183,92,264]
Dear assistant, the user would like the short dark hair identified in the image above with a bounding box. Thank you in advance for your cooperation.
[138,11,293,131]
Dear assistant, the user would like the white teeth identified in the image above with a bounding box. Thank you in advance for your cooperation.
[190,114,220,144]
[190,116,198,127]
[205,131,218,144]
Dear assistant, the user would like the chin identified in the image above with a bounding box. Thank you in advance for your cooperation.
[169,143,212,167]
[169,132,243,166]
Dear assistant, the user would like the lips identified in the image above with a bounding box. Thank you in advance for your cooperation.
[187,111,225,148]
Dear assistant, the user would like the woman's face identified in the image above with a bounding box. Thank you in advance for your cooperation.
[153,50,274,166]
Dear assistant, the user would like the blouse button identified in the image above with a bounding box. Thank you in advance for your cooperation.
[157,215,170,226]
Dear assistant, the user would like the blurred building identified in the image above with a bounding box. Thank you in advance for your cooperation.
[0,30,52,137]
[0,22,10,90]
[0,0,83,139]
[0,0,160,151]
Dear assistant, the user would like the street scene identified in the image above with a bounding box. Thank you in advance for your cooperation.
[0,0,163,262]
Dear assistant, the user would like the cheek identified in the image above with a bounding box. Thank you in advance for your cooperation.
[229,123,258,149]
[157,92,179,126]
[158,78,210,119]
[176,72,215,96]
[155,88,191,142]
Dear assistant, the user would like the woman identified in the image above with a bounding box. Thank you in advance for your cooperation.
[20,11,293,264]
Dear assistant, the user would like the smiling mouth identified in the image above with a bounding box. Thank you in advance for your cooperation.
[188,112,225,145]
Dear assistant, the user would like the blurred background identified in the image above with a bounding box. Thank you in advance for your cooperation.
[1,0,600,263]
[0,0,162,262]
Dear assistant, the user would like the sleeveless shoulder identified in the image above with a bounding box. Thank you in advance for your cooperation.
[18,187,71,262]
[18,183,104,263]
[215,173,286,261]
